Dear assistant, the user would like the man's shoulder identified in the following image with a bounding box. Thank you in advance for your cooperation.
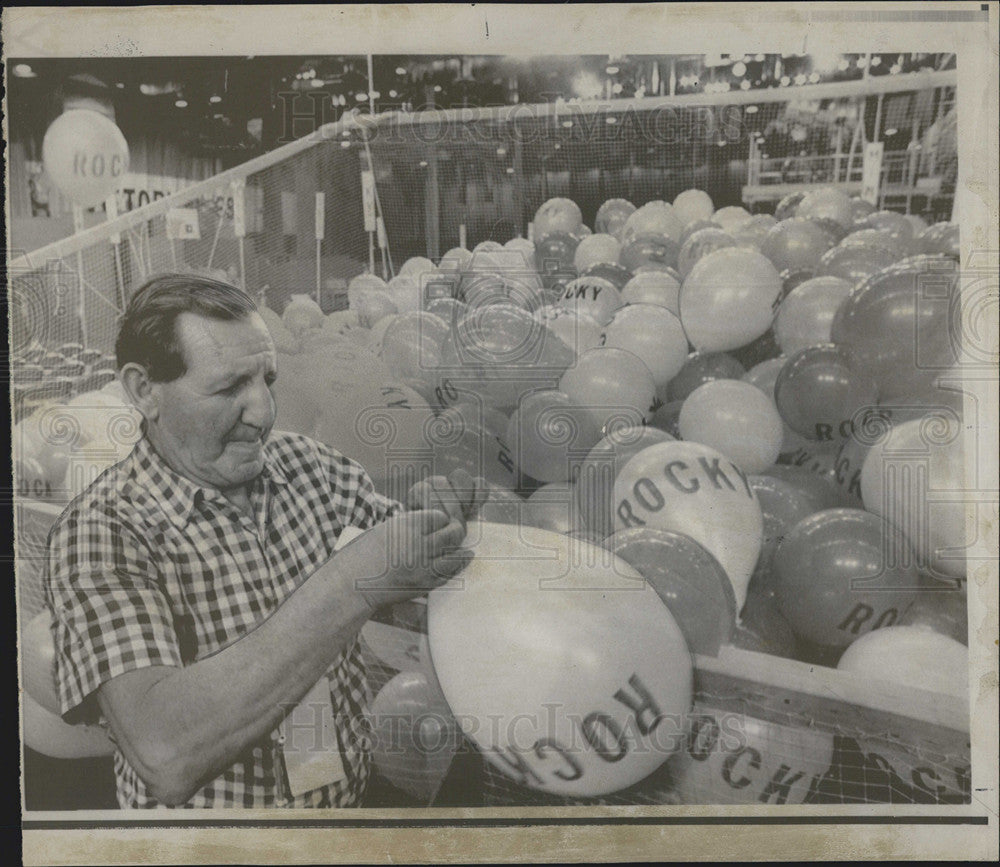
[48,456,141,536]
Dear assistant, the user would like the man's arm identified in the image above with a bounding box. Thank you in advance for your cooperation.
[97,509,469,806]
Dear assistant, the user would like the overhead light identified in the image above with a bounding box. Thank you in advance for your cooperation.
[419,160,428,167]
[837,59,850,71]
[12,63,36,78]
[116,82,126,89]
[356,92,368,101]
[505,167,514,174]
[433,84,442,93]
[389,89,398,98]
[808,72,821,83]
[612,82,623,94]
[562,120,573,128]
[745,104,759,114]
[606,65,620,75]
[885,128,899,136]
[140,83,157,95]
[371,91,380,99]
[209,94,222,104]
[311,79,325,88]
[889,64,901,74]
[780,76,791,86]
[395,66,407,76]
[740,79,752,91]
[732,61,747,77]
[856,56,869,69]
[175,98,188,108]
[496,146,507,156]
[754,53,766,62]
[870,56,882,67]
[606,116,617,125]
[340,140,351,149]
[554,143,561,150]
[794,74,807,85]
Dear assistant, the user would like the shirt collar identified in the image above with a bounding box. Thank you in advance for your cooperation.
[128,434,289,527]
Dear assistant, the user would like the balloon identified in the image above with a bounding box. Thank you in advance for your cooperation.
[830,256,960,399]
[427,521,692,797]
[916,222,960,259]
[667,352,746,403]
[533,197,583,240]
[579,261,633,292]
[621,201,684,244]
[672,189,715,226]
[677,228,738,280]
[424,296,467,327]
[772,509,920,649]
[533,231,579,276]
[559,347,656,432]
[605,527,737,655]
[619,234,680,272]
[859,415,967,580]
[370,670,461,802]
[613,440,764,611]
[669,705,833,804]
[556,276,623,326]
[621,269,681,315]
[730,589,798,657]
[775,191,806,222]
[836,626,968,698]
[387,274,424,313]
[399,256,437,278]
[534,305,603,356]
[477,482,526,526]
[680,248,782,352]
[522,482,583,534]
[899,580,968,645]
[282,294,324,336]
[379,311,449,379]
[504,236,535,256]
[774,345,879,443]
[728,327,783,372]
[711,206,752,233]
[679,380,783,474]
[312,381,434,499]
[648,399,684,439]
[796,187,853,229]
[848,196,877,227]
[438,246,473,271]
[22,611,61,715]
[773,276,854,357]
[768,454,844,502]
[427,408,518,490]
[504,390,603,484]
[816,243,897,286]
[575,425,675,539]
[42,109,130,208]
[838,228,907,260]
[678,218,722,248]
[730,214,778,250]
[859,210,916,256]
[574,234,622,273]
[601,304,688,389]
[351,289,398,329]
[761,218,834,273]
[22,690,114,759]
[595,198,637,237]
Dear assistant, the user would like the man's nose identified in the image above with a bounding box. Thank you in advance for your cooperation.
[242,378,275,430]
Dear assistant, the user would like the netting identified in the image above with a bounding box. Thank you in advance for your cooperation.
[11,70,969,807]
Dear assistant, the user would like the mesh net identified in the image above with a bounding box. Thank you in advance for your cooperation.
[11,73,968,807]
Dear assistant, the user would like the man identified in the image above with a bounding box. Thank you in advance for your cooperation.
[44,274,486,808]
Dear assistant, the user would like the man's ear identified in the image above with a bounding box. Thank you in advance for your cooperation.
[120,363,160,423]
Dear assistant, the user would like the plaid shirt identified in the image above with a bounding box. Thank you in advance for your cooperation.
[44,430,399,808]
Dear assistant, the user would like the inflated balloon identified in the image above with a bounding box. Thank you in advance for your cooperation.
[556,276,623,326]
[282,294,325,336]
[903,214,929,236]
[533,231,579,277]
[679,380,783,474]
[773,276,854,357]
[619,234,680,272]
[559,347,656,431]
[351,288,398,329]
[797,187,853,230]
[427,521,692,797]
[399,256,437,279]
[899,580,968,645]
[473,240,505,254]
[613,440,764,611]
[672,189,715,226]
[312,381,434,499]
[859,210,916,257]
[774,345,878,443]
[504,390,603,484]
[42,109,130,208]
[438,246,474,271]
[621,201,684,244]
[427,408,518,490]
[916,222,960,258]
[504,236,535,256]
[595,198,637,237]
[533,197,583,240]
[730,587,799,658]
[22,690,114,759]
[666,352,746,403]
[522,482,584,534]
[836,626,967,698]
[711,206,752,233]
[648,399,684,439]
[670,704,833,804]
[830,256,960,399]
[838,228,907,260]
[533,305,603,356]
[370,670,461,802]
[730,214,777,251]
[774,191,806,222]
[575,425,675,539]
[601,304,688,389]
[22,611,62,715]
[387,274,424,313]
[678,218,722,248]
[848,196,877,227]
[579,261,633,292]
[815,243,897,286]
[574,234,622,273]
[728,327,783,372]
[477,482,526,525]
[677,228,738,280]
[424,296,467,326]
[605,527,737,655]
[680,247,782,352]
[620,270,680,315]
[859,415,967,580]
[772,508,920,649]
[761,218,834,273]
[573,224,593,240]
[379,311,449,377]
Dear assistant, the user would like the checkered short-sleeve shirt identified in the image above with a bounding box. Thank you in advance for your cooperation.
[44,430,400,808]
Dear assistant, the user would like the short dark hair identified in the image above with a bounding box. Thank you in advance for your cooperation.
[115,273,259,382]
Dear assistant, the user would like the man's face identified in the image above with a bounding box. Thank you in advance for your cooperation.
[147,311,278,495]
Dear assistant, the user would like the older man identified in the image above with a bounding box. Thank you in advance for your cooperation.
[44,274,485,808]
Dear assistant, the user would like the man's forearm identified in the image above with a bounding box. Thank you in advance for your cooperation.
[98,558,372,805]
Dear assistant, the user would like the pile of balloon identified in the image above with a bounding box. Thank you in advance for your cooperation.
[260,187,968,804]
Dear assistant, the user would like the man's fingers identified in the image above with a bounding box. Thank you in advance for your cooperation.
[430,546,475,579]
[424,518,467,557]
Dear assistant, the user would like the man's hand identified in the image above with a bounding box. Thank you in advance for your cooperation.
[405,468,489,530]
[333,509,473,614]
